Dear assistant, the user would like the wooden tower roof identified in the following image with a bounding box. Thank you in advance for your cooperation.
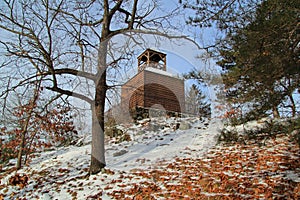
[137,49,166,72]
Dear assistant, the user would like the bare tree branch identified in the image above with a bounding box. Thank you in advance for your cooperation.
[46,86,93,104]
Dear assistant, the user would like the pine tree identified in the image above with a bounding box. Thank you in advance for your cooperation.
[185,84,211,118]
[217,0,300,120]
[182,0,299,120]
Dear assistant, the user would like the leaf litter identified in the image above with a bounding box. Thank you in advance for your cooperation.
[0,117,299,199]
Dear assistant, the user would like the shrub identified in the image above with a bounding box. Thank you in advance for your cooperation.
[0,105,77,167]
[218,129,240,144]
[220,117,300,146]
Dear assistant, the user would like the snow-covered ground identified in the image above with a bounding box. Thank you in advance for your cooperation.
[1,117,299,199]
[106,117,220,171]
[0,117,221,199]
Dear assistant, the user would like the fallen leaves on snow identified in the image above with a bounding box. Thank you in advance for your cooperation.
[0,134,299,199]
[107,134,300,199]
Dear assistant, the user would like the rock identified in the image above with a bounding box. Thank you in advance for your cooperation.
[291,129,300,137]
[204,122,209,127]
[138,118,151,125]
[291,129,300,145]
[75,135,92,146]
[113,149,128,157]
[179,121,191,130]
[75,137,84,147]
[148,123,162,131]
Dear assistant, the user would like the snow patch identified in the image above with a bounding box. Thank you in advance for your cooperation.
[144,67,182,79]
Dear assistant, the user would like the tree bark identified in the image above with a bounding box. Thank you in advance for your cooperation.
[16,105,34,169]
[288,93,296,117]
[89,40,108,174]
[90,104,106,174]
[16,85,40,170]
[16,130,26,170]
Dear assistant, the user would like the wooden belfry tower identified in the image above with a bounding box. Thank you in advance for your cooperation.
[137,49,166,72]
[121,49,185,118]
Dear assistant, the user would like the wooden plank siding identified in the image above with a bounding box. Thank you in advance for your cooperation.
[121,69,185,115]
[144,70,185,113]
[121,72,145,109]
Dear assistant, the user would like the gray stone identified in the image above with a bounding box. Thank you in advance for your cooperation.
[179,121,191,130]
[113,149,128,157]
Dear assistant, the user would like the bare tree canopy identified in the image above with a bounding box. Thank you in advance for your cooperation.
[0,0,192,174]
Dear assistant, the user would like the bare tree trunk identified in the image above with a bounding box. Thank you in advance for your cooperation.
[288,93,296,117]
[89,40,108,174]
[16,104,34,169]
[280,79,296,117]
[90,104,106,174]
[16,84,40,170]
[90,78,107,173]
[16,130,26,170]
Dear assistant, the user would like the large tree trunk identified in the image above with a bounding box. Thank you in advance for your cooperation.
[90,104,106,174]
[89,41,108,174]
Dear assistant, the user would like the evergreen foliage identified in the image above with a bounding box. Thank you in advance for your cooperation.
[184,0,299,121]
[218,0,299,120]
[185,84,211,118]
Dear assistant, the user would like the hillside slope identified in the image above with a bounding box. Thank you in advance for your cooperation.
[1,117,299,199]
